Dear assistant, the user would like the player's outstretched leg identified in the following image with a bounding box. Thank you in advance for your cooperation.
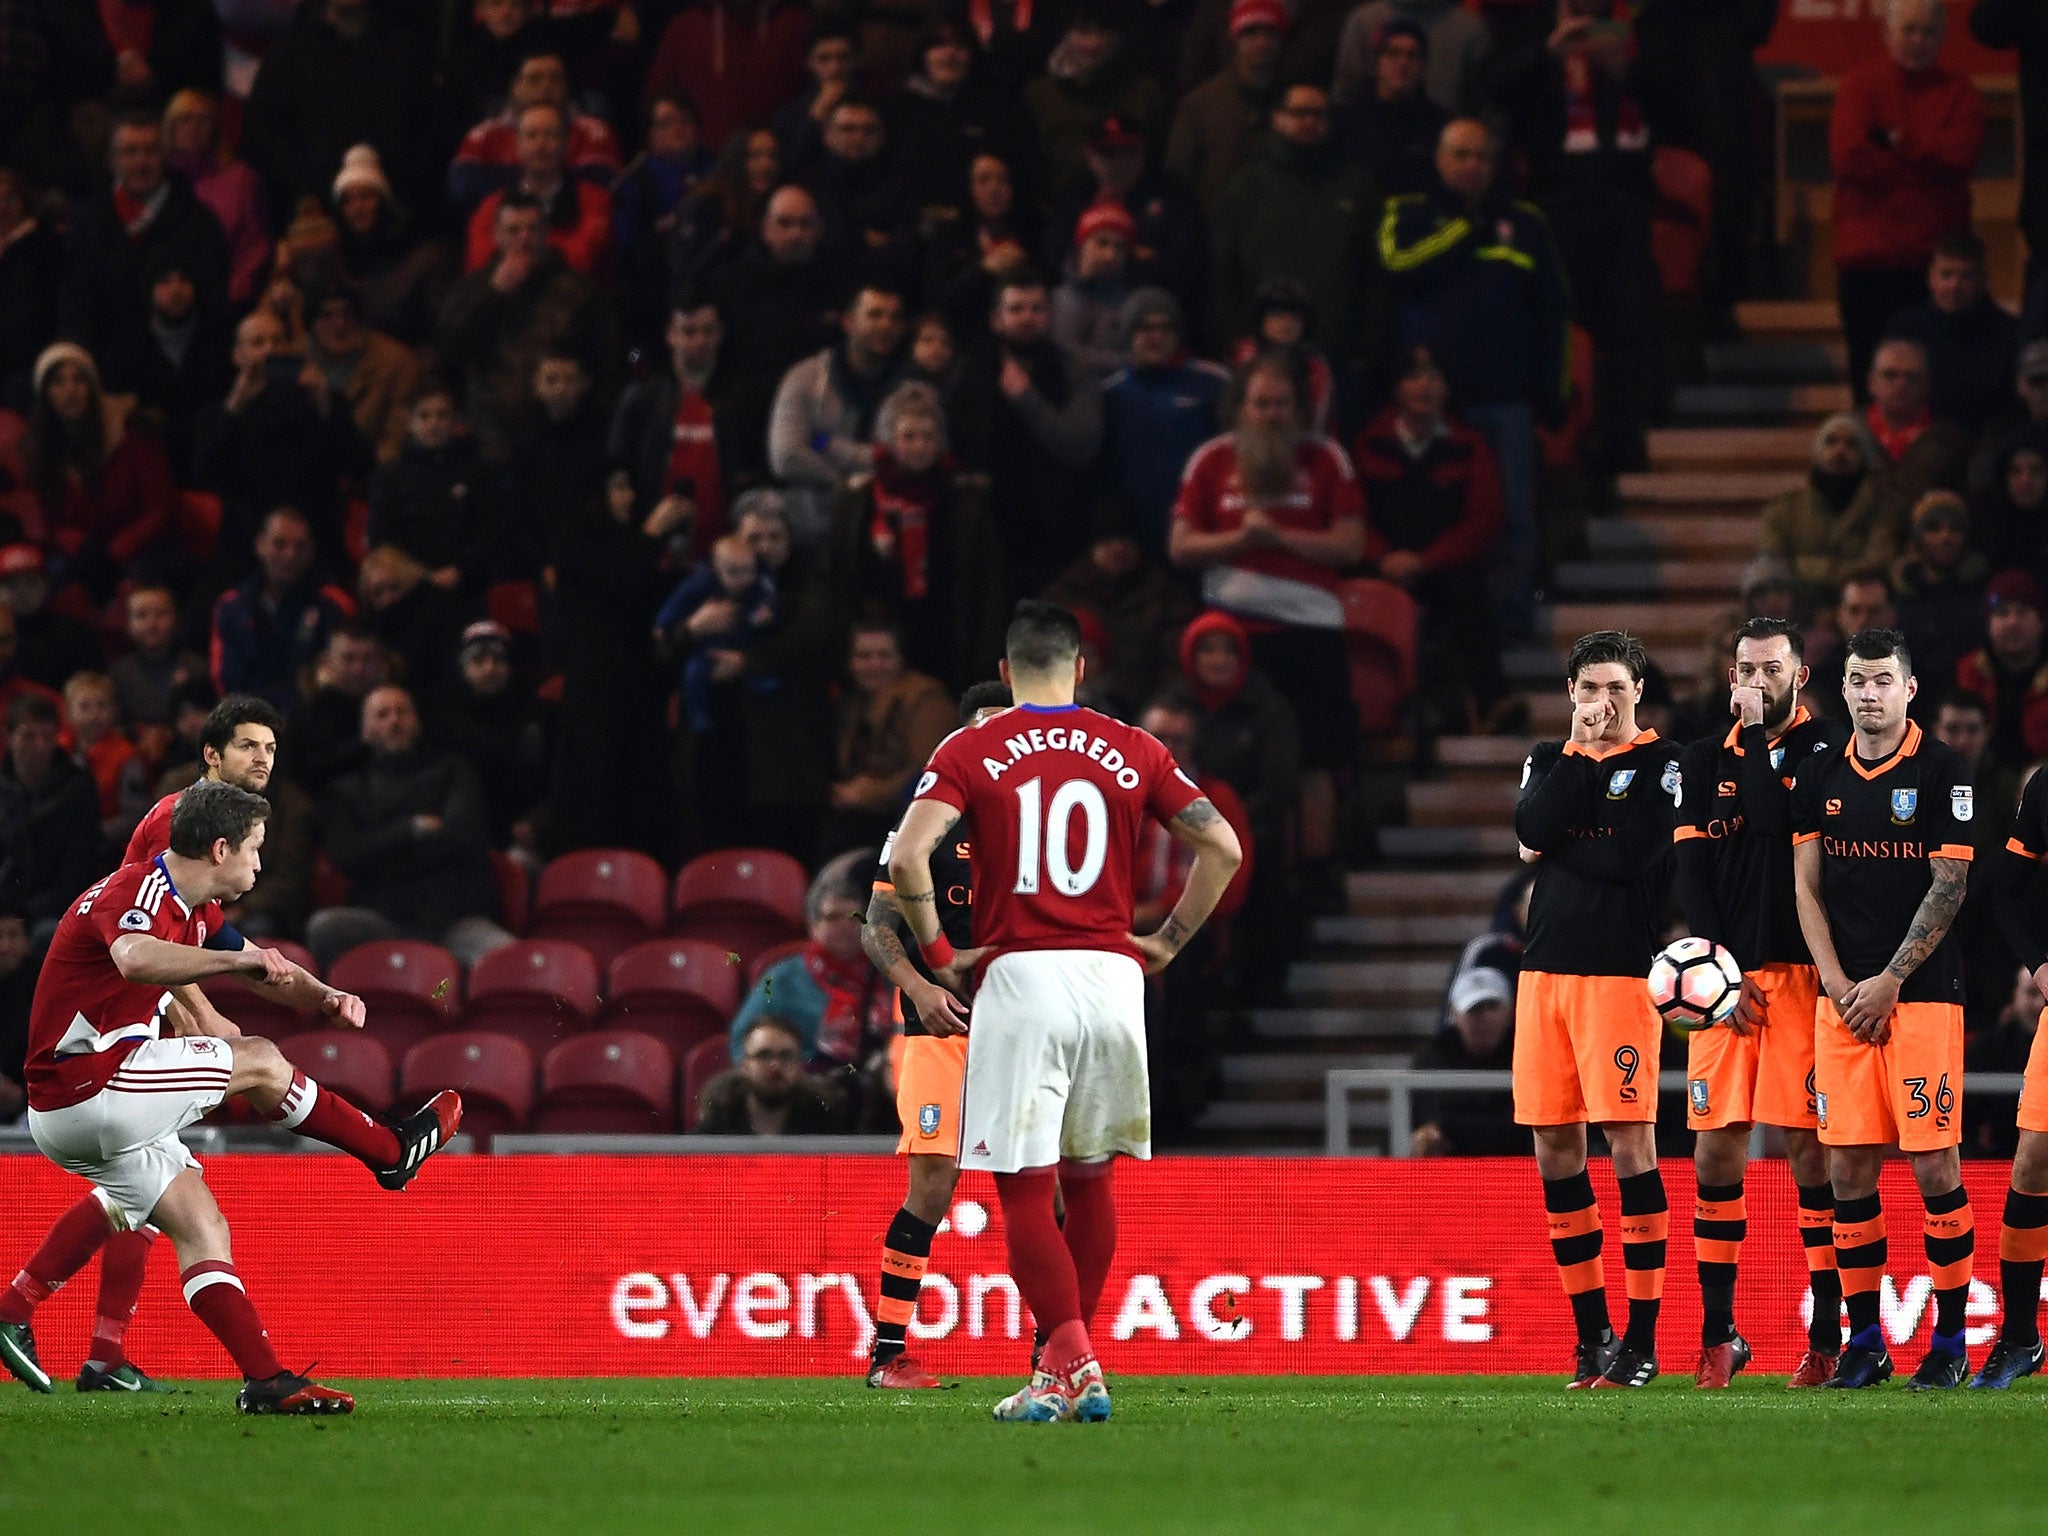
[989,1167,1083,1423]
[1826,1183,1893,1388]
[237,1037,460,1189]
[1790,1178,1843,1387]
[77,1226,173,1393]
[0,1190,120,1393]
[149,1170,352,1414]
[1974,1145,2048,1389]
[1907,1177,1974,1390]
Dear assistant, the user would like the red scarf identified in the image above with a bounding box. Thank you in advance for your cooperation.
[1561,8,1647,156]
[1865,401,1930,465]
[804,942,890,1065]
[869,451,949,602]
[662,388,725,561]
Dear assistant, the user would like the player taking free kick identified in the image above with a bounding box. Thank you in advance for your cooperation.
[0,782,461,1413]
[888,602,1242,1423]
[1513,631,1680,1389]
[1671,619,1848,1388]
[1791,628,1976,1390]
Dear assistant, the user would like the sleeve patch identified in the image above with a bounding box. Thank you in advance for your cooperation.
[117,910,152,932]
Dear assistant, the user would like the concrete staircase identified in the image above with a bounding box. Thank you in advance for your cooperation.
[1193,302,1844,1149]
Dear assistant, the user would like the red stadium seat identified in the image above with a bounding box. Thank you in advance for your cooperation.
[528,849,669,969]
[489,850,531,933]
[328,941,464,1064]
[670,848,808,967]
[400,1032,535,1146]
[680,1034,734,1132]
[487,579,542,636]
[598,938,744,1056]
[176,490,222,562]
[1651,145,1713,302]
[464,939,602,1057]
[746,937,808,987]
[312,850,351,911]
[276,1032,395,1116]
[1338,578,1420,735]
[531,1030,676,1134]
[1539,325,1597,474]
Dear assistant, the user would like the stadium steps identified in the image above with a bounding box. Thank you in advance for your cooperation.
[1191,305,1839,1149]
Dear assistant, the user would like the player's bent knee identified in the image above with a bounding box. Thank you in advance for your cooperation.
[228,1035,290,1093]
[2014,1133,2048,1194]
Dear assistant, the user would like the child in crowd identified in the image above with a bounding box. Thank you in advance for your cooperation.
[654,532,780,732]
[109,586,204,764]
[61,671,150,851]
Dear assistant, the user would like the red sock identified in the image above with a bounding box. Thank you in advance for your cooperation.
[87,1227,156,1369]
[266,1071,399,1166]
[994,1168,1082,1349]
[181,1262,284,1380]
[1058,1159,1118,1327]
[0,1193,116,1323]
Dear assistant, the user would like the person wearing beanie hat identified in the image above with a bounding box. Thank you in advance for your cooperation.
[1333,0,1491,116]
[57,108,229,398]
[330,148,447,349]
[1959,568,2048,769]
[1051,202,1138,377]
[1894,490,1989,711]
[1759,412,1889,614]
[1166,0,1286,212]
[332,145,392,205]
[1045,112,1205,322]
[1099,290,1230,556]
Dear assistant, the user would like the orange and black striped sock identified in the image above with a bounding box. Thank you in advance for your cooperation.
[1543,1170,1610,1346]
[1997,1188,2048,1348]
[1617,1169,1667,1354]
[1922,1184,1974,1338]
[1834,1192,1886,1338]
[1694,1180,1744,1347]
[871,1207,937,1371]
[1797,1182,1842,1353]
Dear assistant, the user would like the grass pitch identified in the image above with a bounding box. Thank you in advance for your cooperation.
[1,1374,2040,1534]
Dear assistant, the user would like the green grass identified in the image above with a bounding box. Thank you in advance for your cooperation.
[2,1374,2043,1534]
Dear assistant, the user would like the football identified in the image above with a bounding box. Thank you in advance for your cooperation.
[1646,936,1744,1030]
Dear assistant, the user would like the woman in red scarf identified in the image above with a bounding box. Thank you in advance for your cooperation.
[827,381,1007,690]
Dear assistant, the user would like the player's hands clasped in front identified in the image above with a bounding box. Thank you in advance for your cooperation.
[1837,972,1900,1045]
[1723,974,1766,1036]
[321,989,368,1030]
[906,979,969,1038]
[241,944,296,987]
[931,945,990,1001]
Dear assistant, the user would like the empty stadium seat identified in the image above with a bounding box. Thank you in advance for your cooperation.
[1339,578,1420,735]
[276,1032,395,1116]
[531,1030,676,1134]
[489,850,531,933]
[670,848,807,967]
[528,849,668,969]
[486,579,542,636]
[746,938,808,987]
[328,941,464,1064]
[597,939,743,1056]
[196,939,326,1037]
[680,1034,733,1133]
[400,1032,535,1146]
[1651,145,1713,302]
[463,939,602,1057]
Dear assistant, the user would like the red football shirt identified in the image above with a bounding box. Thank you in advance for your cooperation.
[25,857,227,1111]
[914,704,1204,965]
[123,791,177,866]
[1170,432,1367,596]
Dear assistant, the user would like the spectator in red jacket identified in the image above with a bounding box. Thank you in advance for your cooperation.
[1830,0,1986,396]
[1956,567,2048,771]
[1351,346,1509,728]
[449,52,623,213]
[464,102,613,275]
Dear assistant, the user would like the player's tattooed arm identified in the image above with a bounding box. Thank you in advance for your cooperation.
[887,801,960,944]
[1884,856,1969,983]
[861,887,909,971]
[1174,798,1221,831]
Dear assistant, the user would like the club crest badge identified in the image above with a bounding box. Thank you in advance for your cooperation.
[918,1103,942,1138]
[1891,788,1917,824]
[1688,1079,1709,1116]
[1607,769,1636,798]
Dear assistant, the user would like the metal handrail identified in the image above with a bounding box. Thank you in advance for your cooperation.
[1324,1069,2031,1157]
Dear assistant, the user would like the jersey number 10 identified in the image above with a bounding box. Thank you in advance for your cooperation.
[1014,776,1109,897]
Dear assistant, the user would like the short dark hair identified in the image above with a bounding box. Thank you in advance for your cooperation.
[498,188,544,218]
[407,373,456,409]
[1933,687,1991,720]
[1932,230,1986,268]
[1732,616,1806,661]
[1845,626,1913,678]
[6,694,57,733]
[990,269,1049,309]
[1006,600,1083,675]
[168,780,269,858]
[959,680,1012,722]
[200,696,283,762]
[1565,630,1648,684]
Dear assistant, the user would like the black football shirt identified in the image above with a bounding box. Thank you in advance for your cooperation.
[1788,721,1974,1004]
[1674,705,1848,969]
[873,832,974,1037]
[1515,731,1681,978]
